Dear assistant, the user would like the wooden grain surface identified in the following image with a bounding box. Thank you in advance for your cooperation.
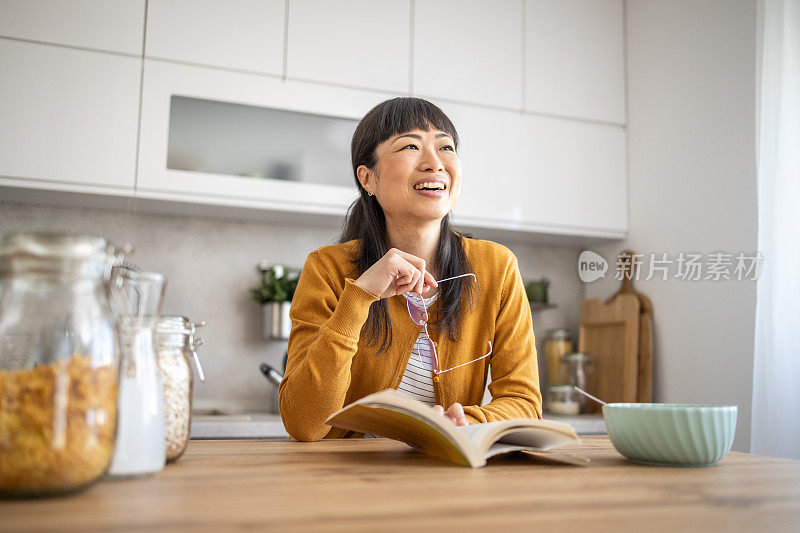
[1,436,799,533]
[637,312,654,402]
[580,294,641,411]
[603,250,655,403]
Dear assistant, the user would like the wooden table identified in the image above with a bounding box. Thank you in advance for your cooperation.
[2,436,799,532]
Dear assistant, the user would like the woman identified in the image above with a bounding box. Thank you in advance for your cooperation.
[279,97,541,441]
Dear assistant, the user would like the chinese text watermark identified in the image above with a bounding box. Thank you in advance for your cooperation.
[578,251,763,282]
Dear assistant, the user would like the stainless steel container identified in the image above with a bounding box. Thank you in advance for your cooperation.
[262,301,292,341]
[155,316,205,462]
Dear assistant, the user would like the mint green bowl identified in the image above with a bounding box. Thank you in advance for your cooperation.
[602,403,737,467]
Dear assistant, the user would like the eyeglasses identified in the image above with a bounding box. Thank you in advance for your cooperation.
[405,273,492,381]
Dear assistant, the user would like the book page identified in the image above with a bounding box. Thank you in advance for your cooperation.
[326,389,479,466]
[458,419,579,457]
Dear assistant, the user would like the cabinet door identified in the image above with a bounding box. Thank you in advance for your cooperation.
[0,40,141,189]
[438,100,627,235]
[438,102,526,224]
[414,0,522,109]
[145,0,284,75]
[286,0,410,93]
[0,0,145,55]
[525,0,625,124]
[517,115,627,233]
[137,59,393,213]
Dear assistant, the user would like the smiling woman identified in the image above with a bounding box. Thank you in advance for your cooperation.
[278,97,542,441]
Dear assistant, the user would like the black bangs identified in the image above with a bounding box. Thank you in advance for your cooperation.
[351,97,460,175]
[374,97,459,150]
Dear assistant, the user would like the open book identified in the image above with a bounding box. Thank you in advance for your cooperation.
[325,389,581,467]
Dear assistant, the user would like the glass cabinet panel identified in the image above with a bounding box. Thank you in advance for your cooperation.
[167,96,358,187]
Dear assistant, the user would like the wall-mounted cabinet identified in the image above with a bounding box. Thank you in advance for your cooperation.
[525,0,625,124]
[0,0,145,55]
[414,0,522,109]
[286,0,411,93]
[0,39,141,190]
[0,1,629,242]
[440,100,627,235]
[145,0,284,75]
[137,59,394,214]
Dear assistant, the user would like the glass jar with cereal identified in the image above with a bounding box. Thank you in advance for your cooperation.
[0,233,122,497]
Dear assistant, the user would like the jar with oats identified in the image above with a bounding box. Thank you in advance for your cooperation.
[155,315,205,462]
[0,233,122,497]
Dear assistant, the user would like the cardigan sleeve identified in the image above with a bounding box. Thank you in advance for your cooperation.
[462,253,543,423]
[279,251,379,441]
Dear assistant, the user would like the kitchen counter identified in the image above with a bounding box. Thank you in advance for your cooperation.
[190,413,289,439]
[2,436,798,532]
[189,413,606,439]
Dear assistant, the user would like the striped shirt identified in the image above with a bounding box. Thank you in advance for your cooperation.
[364,291,438,438]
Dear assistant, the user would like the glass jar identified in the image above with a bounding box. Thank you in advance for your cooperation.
[562,352,594,413]
[107,267,167,478]
[156,315,205,462]
[544,329,573,387]
[0,233,121,497]
[547,385,581,415]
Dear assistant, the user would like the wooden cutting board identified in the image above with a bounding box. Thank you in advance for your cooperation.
[604,250,653,403]
[579,293,640,413]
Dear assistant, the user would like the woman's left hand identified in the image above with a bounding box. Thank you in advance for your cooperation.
[433,403,469,426]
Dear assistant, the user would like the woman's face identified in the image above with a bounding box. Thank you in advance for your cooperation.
[358,128,462,223]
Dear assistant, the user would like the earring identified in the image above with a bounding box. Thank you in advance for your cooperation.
[367,191,374,196]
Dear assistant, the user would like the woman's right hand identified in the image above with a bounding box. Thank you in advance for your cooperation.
[354,248,438,299]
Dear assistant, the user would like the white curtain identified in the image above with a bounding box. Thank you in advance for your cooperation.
[751,0,800,459]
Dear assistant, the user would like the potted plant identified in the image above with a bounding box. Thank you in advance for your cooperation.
[525,276,550,304]
[251,264,300,341]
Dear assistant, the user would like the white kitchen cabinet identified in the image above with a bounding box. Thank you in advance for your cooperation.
[0,40,141,189]
[286,0,410,93]
[440,100,627,235]
[525,0,625,124]
[414,0,523,110]
[137,59,394,214]
[0,0,145,55]
[137,58,625,237]
[145,0,284,75]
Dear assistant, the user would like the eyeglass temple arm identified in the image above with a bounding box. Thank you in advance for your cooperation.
[433,273,477,284]
[434,341,492,375]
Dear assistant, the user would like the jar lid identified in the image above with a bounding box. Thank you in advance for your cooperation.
[157,315,194,335]
[156,315,206,382]
[545,328,572,340]
[563,352,592,363]
[0,233,120,278]
[549,384,576,392]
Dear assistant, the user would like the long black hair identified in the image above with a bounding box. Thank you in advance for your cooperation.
[340,97,477,355]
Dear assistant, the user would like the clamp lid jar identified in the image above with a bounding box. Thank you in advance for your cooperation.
[0,233,122,496]
[156,315,205,462]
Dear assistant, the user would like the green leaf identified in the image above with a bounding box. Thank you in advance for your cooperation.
[250,264,302,303]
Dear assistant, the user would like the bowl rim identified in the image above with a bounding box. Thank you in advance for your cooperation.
[604,403,737,410]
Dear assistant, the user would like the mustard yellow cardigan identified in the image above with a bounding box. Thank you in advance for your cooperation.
[279,233,542,441]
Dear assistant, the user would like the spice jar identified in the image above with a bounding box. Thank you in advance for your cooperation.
[563,352,594,413]
[0,233,122,496]
[547,385,581,415]
[156,316,205,462]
